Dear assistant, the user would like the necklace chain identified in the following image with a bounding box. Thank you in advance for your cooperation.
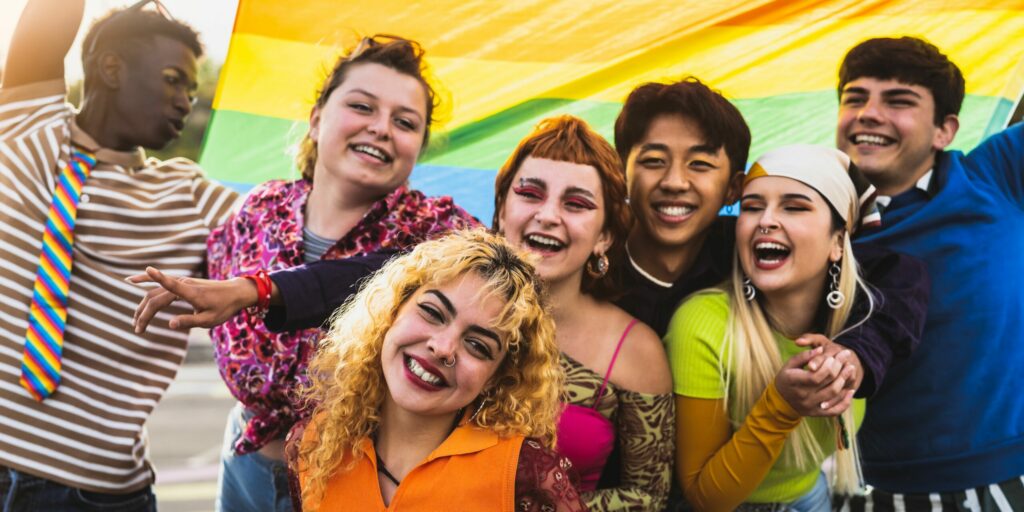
[373,408,465,488]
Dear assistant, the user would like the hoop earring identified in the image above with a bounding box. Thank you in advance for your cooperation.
[586,253,609,278]
[743,277,756,301]
[826,261,845,309]
[469,395,489,423]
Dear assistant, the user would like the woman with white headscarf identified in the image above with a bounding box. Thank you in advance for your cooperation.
[665,145,876,511]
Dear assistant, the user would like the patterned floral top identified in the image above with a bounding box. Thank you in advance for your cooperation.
[207,179,479,454]
[516,439,590,512]
[561,354,674,511]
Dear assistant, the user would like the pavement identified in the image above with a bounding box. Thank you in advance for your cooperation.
[149,330,235,512]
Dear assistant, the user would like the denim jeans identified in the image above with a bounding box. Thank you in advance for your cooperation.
[787,472,831,512]
[0,466,154,512]
[216,403,293,512]
[734,472,831,512]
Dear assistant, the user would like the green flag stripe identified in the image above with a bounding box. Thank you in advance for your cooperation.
[200,92,1013,185]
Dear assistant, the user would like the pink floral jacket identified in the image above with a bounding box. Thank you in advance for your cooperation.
[207,179,479,453]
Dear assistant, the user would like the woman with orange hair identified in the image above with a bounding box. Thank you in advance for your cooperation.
[492,115,674,510]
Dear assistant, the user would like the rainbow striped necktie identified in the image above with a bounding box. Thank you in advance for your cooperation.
[20,148,96,401]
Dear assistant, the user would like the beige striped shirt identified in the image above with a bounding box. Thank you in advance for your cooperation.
[0,80,241,492]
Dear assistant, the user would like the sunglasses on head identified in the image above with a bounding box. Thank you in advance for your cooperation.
[85,0,176,57]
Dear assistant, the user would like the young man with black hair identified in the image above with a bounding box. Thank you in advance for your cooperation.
[836,36,1024,508]
[0,0,238,508]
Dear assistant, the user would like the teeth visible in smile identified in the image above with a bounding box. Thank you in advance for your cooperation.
[754,241,790,262]
[526,234,564,250]
[853,134,893,146]
[657,205,694,217]
[406,357,442,385]
[353,144,389,162]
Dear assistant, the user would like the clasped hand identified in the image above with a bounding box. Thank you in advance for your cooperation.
[774,334,862,417]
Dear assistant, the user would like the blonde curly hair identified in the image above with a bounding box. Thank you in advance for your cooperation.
[296,229,562,509]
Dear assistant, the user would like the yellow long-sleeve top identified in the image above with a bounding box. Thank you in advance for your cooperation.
[675,383,802,511]
[665,291,857,511]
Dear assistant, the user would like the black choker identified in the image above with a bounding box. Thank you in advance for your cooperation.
[376,453,401,487]
[373,410,464,488]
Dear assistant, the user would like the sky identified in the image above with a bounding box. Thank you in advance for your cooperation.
[0,0,239,80]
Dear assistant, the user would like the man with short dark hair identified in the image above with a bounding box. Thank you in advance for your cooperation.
[837,36,1024,507]
[0,0,239,508]
[610,78,749,338]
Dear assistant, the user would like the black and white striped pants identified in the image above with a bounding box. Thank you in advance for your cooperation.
[836,476,1024,512]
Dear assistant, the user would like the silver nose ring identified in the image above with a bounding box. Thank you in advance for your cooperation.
[442,355,456,368]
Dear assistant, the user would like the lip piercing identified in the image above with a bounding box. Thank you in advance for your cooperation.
[442,355,456,368]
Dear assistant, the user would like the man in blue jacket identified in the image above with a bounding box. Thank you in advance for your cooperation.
[838,36,1024,507]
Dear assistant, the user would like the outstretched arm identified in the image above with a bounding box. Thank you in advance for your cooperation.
[129,267,260,332]
[264,251,396,331]
[3,0,85,88]
[129,252,396,333]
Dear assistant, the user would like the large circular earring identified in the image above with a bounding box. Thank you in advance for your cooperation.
[826,260,845,309]
[743,276,756,301]
[586,253,609,278]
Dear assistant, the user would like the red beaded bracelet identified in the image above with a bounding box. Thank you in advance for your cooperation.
[243,269,272,318]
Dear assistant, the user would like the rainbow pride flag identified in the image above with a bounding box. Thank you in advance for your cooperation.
[201,0,1024,222]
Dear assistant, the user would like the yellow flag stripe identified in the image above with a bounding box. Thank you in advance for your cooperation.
[216,10,1024,128]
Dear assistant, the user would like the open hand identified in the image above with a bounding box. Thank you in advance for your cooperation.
[126,267,258,333]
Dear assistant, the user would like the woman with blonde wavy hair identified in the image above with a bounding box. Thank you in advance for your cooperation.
[290,229,586,512]
[665,145,875,511]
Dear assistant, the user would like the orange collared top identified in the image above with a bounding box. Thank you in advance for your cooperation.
[300,421,524,511]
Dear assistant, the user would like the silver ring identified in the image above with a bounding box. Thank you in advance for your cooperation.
[759,227,770,235]
[442,355,456,368]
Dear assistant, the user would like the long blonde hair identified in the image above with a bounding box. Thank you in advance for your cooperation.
[296,229,562,509]
[723,229,871,495]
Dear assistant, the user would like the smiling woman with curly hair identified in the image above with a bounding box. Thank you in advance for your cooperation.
[290,229,585,512]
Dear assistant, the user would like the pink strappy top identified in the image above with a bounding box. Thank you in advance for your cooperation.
[556,318,639,492]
